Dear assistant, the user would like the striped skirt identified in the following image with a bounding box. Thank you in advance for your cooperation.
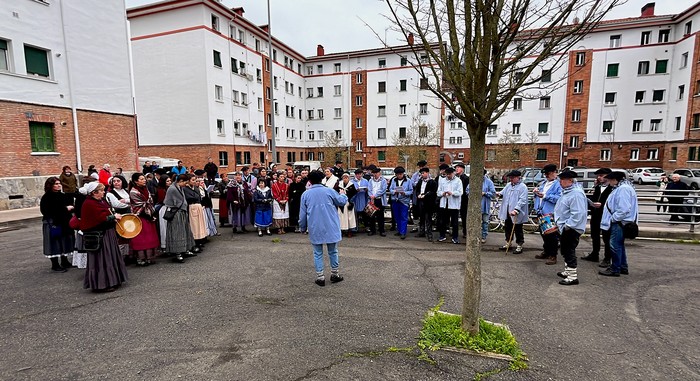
[83,229,128,291]
[166,209,195,254]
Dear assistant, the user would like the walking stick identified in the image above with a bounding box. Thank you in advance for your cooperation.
[505,214,516,255]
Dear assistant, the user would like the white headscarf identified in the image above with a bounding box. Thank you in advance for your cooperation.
[79,182,99,195]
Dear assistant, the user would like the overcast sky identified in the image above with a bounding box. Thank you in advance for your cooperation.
[125,0,699,56]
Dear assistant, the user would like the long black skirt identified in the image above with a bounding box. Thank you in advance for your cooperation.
[42,220,75,258]
[83,229,128,291]
[166,209,195,254]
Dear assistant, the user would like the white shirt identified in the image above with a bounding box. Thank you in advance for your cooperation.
[542,179,556,196]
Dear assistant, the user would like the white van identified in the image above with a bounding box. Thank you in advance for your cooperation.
[139,156,180,171]
[292,161,322,172]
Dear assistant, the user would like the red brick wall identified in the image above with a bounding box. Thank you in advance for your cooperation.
[562,49,593,166]
[0,100,136,177]
[349,70,368,167]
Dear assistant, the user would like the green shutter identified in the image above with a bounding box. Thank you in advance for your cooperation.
[24,46,50,77]
[0,40,7,50]
[29,122,55,152]
[607,64,618,77]
[655,60,668,74]
[213,51,222,67]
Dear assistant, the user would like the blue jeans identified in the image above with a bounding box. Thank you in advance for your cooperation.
[609,223,628,272]
[481,213,489,238]
[392,202,409,235]
[312,242,339,274]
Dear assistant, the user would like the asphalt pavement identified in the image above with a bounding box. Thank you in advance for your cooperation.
[1,224,698,381]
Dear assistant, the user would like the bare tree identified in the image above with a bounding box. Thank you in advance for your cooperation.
[384,0,621,334]
[319,133,349,168]
[391,116,441,165]
[496,129,521,167]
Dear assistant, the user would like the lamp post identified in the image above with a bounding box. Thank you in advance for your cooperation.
[402,154,410,169]
[266,0,276,168]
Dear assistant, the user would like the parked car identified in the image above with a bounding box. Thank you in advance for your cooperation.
[630,167,665,184]
[673,168,700,190]
[523,169,545,187]
[572,168,629,190]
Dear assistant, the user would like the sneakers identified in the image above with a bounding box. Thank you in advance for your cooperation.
[315,278,326,287]
[559,278,579,285]
[558,267,579,285]
[598,268,620,277]
[580,253,599,262]
[258,230,263,237]
[513,245,523,254]
[452,238,460,244]
[499,244,510,250]
[620,268,629,275]
[480,238,487,244]
[173,254,185,263]
[438,237,447,242]
[330,273,344,283]
[400,234,406,240]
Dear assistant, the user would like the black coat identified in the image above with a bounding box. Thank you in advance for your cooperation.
[415,178,438,214]
[458,173,469,210]
[665,181,689,203]
[588,184,613,221]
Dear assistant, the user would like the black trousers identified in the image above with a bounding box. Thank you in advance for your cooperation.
[460,204,468,237]
[503,218,524,245]
[590,216,611,259]
[559,228,581,268]
[417,202,433,238]
[369,199,385,233]
[439,208,459,240]
[542,231,559,258]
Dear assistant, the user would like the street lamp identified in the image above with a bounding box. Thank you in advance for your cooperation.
[402,154,410,169]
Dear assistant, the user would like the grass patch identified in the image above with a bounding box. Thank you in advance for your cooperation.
[417,301,528,371]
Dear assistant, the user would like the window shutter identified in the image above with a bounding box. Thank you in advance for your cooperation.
[0,40,7,50]
[24,46,49,77]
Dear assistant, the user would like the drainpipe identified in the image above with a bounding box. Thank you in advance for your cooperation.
[59,0,82,173]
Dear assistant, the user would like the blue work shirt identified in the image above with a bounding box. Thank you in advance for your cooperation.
[466,175,496,214]
[601,181,639,231]
[299,184,348,245]
[534,178,562,215]
[389,176,414,206]
[554,182,588,234]
[350,177,369,212]
[498,181,529,224]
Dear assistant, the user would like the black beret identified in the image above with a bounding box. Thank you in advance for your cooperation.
[594,167,612,175]
[558,170,577,179]
[605,171,626,180]
[371,167,381,173]
[335,160,343,165]
[419,167,430,173]
[542,164,557,173]
[354,168,364,174]
[394,166,405,174]
[444,167,455,174]
[194,169,205,176]
[308,170,324,183]
[507,170,522,177]
[367,164,378,170]
[241,166,250,171]
[455,163,466,169]
[439,164,450,170]
[417,160,428,167]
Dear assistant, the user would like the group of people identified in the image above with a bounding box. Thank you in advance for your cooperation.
[496,165,638,285]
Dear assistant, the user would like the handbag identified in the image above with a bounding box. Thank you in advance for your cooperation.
[364,202,380,217]
[69,215,80,230]
[163,207,177,221]
[48,220,62,238]
[622,222,639,239]
[81,231,104,252]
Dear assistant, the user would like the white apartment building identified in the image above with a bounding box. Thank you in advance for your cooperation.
[0,0,136,180]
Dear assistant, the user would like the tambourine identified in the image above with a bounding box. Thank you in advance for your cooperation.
[116,214,142,239]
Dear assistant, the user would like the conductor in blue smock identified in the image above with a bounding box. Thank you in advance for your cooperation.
[299,170,348,287]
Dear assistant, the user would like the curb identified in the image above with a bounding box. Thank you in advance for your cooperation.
[0,216,42,233]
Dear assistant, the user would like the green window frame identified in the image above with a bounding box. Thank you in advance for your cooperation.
[29,122,55,152]
[536,149,547,161]
[378,150,386,162]
[606,63,619,77]
[24,45,49,77]
[655,59,668,74]
[538,122,549,134]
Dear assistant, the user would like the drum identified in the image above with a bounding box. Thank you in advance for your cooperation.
[116,213,142,239]
[364,202,380,217]
[538,213,557,235]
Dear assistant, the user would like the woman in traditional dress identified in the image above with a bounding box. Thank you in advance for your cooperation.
[337,173,358,237]
[216,172,230,227]
[106,175,132,260]
[163,174,196,263]
[322,168,339,189]
[129,173,160,266]
[40,177,75,272]
[197,177,219,237]
[227,172,252,233]
[288,174,306,233]
[271,172,290,233]
[79,183,128,292]
[155,175,171,251]
[253,176,273,237]
[183,174,208,250]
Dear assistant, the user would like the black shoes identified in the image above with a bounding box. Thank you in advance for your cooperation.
[315,278,325,287]
[581,253,599,262]
[173,254,185,263]
[599,268,620,277]
[559,278,579,285]
[183,251,197,257]
[400,235,406,240]
[379,232,386,237]
[452,238,460,244]
[598,259,611,268]
[620,268,629,275]
[394,232,401,236]
[51,266,67,273]
[330,274,344,283]
[367,232,376,236]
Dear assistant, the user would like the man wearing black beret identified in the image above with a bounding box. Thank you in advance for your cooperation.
[581,168,613,266]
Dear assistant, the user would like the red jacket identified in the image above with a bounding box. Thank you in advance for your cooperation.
[98,169,111,186]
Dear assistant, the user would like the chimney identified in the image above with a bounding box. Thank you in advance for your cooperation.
[407,33,414,45]
[316,44,324,56]
[231,7,244,17]
[260,24,269,33]
[641,2,655,17]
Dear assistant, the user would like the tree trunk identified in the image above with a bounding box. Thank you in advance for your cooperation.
[461,128,486,335]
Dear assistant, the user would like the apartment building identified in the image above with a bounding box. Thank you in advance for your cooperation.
[0,0,136,178]
[127,0,442,170]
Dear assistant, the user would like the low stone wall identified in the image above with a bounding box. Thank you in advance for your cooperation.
[0,176,53,210]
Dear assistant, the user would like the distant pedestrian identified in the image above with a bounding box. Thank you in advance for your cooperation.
[299,170,348,287]
[203,157,218,186]
[665,174,689,222]
[40,177,75,272]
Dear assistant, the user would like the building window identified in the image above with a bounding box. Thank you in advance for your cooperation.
[378,151,386,162]
[630,149,639,161]
[658,29,670,43]
[419,78,429,89]
[670,147,678,160]
[638,61,650,75]
[232,90,240,104]
[569,135,579,148]
[306,88,314,98]
[419,103,428,115]
[681,52,689,68]
[317,87,324,97]
[244,151,252,165]
[538,122,549,134]
[572,109,581,122]
[318,152,324,161]
[536,149,547,161]
[399,127,407,138]
[652,89,665,103]
[216,119,225,135]
[378,81,386,93]
[317,64,323,74]
[355,96,363,106]
[600,149,611,161]
[575,52,586,66]
[399,104,406,115]
[334,85,341,96]
[318,131,324,140]
[29,122,55,152]
[334,63,341,72]
[356,73,362,84]
[650,119,661,132]
[356,118,362,128]
[234,121,240,135]
[513,98,522,110]
[573,81,583,94]
[604,92,616,105]
[685,21,692,36]
[215,85,223,101]
[378,105,386,117]
[690,147,699,161]
[238,30,246,44]
[487,125,497,136]
[308,131,315,140]
[640,31,651,45]
[0,39,9,71]
[307,110,315,120]
[512,123,520,135]
[318,109,324,119]
[457,137,463,144]
[679,85,685,100]
[213,50,222,67]
[334,108,341,118]
[449,137,456,144]
[306,66,313,75]
[24,45,50,77]
[540,69,551,83]
[400,56,408,66]
[211,14,219,31]
[265,86,271,99]
[655,59,668,74]
[635,91,645,103]
[675,116,682,131]
[609,35,621,48]
[231,58,238,73]
[218,151,228,166]
[378,128,386,139]
[486,149,496,161]
[355,140,363,152]
[632,119,642,132]
[378,58,386,68]
[647,149,658,160]
[606,63,619,77]
[399,79,407,91]
[602,121,614,133]
[539,96,551,109]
